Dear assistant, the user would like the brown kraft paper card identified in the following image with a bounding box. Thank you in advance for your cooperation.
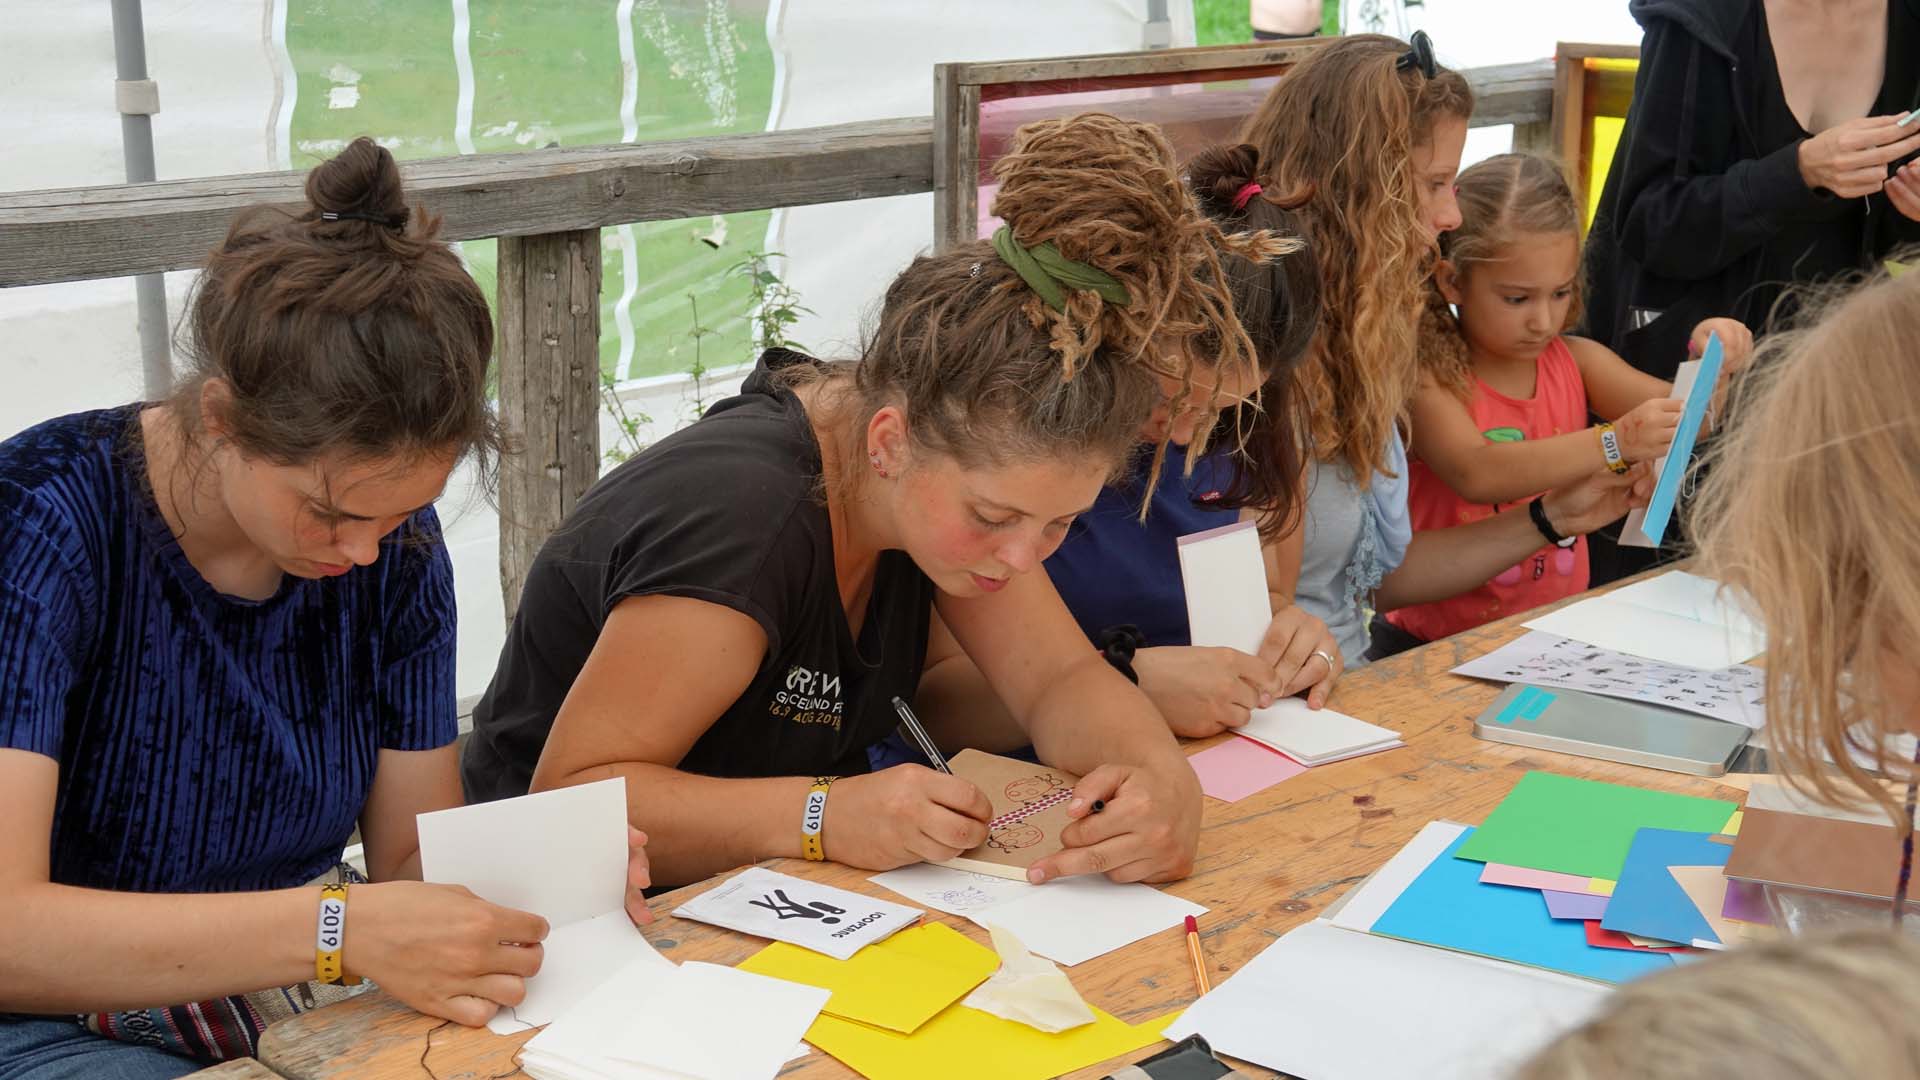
[1724,807,1904,900]
[935,749,1082,881]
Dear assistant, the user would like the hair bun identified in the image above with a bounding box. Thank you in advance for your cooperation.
[1186,143,1262,218]
[306,136,409,226]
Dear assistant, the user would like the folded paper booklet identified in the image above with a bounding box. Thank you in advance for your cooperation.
[937,750,1082,881]
[1724,807,1904,901]
[1236,698,1403,767]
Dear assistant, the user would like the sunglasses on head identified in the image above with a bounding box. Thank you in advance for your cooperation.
[1396,30,1437,80]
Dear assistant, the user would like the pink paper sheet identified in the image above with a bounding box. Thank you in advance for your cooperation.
[1188,736,1308,802]
[1479,863,1595,893]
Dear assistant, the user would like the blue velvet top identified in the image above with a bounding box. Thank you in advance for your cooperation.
[0,406,457,894]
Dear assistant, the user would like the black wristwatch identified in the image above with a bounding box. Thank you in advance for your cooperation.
[1528,498,1577,548]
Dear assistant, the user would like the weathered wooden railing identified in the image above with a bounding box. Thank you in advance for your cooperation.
[0,57,1568,619]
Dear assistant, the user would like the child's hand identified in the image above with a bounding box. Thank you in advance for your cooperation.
[1613,398,1683,463]
[1691,318,1753,433]
[1689,318,1754,374]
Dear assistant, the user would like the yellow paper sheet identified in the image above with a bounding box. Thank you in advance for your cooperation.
[736,922,998,1035]
[805,996,1176,1080]
[1722,810,1744,836]
[1587,877,1617,896]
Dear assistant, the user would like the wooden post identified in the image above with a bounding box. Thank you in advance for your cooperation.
[1511,120,1554,156]
[932,65,981,252]
[497,228,602,625]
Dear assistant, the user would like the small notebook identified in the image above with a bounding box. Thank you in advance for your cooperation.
[1723,807,1905,901]
[937,750,1083,881]
[1235,698,1403,767]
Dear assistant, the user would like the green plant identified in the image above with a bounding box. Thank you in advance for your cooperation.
[600,367,653,467]
[732,249,813,355]
[675,291,721,425]
[600,249,812,466]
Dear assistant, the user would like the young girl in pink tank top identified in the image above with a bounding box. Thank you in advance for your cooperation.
[1386,154,1752,644]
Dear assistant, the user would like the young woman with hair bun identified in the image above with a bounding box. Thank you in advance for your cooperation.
[0,138,633,1076]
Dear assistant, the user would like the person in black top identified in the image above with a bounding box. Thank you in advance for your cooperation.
[463,113,1295,890]
[1583,0,1920,582]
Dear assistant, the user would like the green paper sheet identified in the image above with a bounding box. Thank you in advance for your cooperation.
[1455,772,1738,881]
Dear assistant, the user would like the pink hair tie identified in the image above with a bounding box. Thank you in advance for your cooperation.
[1231,182,1264,211]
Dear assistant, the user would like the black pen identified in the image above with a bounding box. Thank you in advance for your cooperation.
[890,696,951,774]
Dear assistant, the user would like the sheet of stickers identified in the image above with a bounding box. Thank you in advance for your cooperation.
[1453,631,1765,729]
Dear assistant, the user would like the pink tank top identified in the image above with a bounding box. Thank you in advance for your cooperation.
[1388,336,1592,642]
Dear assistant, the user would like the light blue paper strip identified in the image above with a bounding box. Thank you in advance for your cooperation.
[1640,334,1724,545]
[1496,686,1545,724]
[1520,689,1556,720]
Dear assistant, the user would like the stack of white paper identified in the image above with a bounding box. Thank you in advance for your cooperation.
[1164,820,1609,1079]
[1237,698,1404,766]
[521,955,829,1080]
[1163,920,1607,1079]
[417,778,662,1035]
[672,867,924,959]
[1523,571,1766,669]
[867,864,1206,967]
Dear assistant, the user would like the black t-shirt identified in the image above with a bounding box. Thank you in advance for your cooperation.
[1740,0,1910,318]
[461,350,933,801]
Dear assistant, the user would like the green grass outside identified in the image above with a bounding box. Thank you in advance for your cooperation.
[1193,0,1341,44]
[287,0,776,380]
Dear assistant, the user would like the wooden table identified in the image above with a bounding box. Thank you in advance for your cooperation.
[257,587,1746,1079]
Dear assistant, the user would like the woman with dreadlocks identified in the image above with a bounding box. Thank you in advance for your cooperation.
[463,114,1289,890]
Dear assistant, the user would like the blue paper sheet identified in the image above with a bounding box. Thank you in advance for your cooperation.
[1640,333,1723,545]
[1599,828,1733,945]
[1372,828,1676,985]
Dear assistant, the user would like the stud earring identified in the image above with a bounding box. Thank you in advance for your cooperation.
[869,449,889,479]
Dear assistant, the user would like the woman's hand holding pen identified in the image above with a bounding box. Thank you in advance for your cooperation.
[824,767,990,869]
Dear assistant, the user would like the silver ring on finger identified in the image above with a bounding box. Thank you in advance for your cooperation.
[1311,649,1337,674]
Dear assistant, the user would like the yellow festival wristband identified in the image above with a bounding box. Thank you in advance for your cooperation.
[315,883,362,986]
[801,776,837,862]
[1596,422,1629,474]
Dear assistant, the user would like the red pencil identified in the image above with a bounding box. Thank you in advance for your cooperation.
[1184,914,1211,994]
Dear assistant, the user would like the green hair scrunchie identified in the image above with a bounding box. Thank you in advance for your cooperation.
[990,225,1132,313]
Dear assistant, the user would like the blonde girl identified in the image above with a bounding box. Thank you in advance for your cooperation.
[1518,930,1920,1079]
[1388,153,1751,643]
[1695,265,1920,826]
[1242,36,1653,664]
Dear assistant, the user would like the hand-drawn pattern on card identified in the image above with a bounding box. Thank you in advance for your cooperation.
[938,751,1084,880]
[1004,773,1070,803]
[749,888,849,923]
[988,822,1045,852]
[1453,632,1766,728]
